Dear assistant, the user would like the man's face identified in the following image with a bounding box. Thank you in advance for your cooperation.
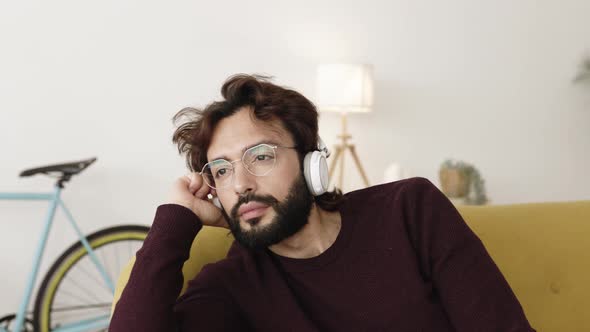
[206,107,314,249]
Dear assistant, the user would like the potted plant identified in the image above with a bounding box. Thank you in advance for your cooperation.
[439,159,488,205]
[574,56,590,83]
[439,160,470,198]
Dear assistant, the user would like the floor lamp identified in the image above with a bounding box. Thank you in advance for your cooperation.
[316,63,374,189]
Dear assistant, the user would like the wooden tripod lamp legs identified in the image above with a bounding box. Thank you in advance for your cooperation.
[328,143,370,189]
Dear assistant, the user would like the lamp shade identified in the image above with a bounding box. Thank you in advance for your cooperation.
[316,63,374,113]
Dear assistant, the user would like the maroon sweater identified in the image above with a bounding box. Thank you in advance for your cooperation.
[110,177,535,331]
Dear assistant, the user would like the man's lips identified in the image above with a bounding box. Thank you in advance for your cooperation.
[238,202,269,220]
[242,207,268,221]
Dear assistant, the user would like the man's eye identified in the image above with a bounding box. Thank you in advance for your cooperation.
[215,168,229,178]
[254,154,273,162]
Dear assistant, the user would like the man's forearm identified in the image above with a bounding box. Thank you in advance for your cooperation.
[109,204,202,332]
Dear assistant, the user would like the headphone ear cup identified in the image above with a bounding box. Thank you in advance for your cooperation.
[304,151,329,196]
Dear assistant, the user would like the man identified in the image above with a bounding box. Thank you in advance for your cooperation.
[110,75,535,331]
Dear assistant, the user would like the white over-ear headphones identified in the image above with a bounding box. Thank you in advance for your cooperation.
[303,136,331,196]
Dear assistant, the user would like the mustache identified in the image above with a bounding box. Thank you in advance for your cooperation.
[230,192,279,220]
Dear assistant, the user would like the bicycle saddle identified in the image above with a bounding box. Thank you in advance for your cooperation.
[19,157,97,178]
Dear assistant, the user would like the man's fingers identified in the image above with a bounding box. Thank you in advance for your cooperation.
[175,176,191,192]
[187,173,202,194]
[194,178,210,199]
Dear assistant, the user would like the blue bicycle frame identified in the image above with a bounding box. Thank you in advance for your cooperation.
[0,185,114,332]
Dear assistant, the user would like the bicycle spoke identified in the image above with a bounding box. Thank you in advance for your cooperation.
[98,244,114,286]
[61,270,104,303]
[72,257,113,294]
[51,303,112,312]
[52,288,98,306]
[114,242,121,282]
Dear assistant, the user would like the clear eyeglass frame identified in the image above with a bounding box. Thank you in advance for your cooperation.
[199,143,297,190]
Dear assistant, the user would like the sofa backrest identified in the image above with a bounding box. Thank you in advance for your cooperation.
[459,200,590,331]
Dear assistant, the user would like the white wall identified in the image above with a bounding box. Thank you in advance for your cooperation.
[1,0,589,314]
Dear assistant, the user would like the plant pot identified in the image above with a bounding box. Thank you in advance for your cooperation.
[439,168,469,198]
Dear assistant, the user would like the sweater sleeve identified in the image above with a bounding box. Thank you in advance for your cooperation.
[402,177,536,332]
[109,204,244,331]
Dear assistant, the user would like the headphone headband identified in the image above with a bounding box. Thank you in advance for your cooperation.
[317,136,330,158]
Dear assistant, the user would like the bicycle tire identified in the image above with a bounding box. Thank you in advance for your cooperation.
[33,225,150,332]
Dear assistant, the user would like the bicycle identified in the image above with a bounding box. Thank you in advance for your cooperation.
[0,157,150,332]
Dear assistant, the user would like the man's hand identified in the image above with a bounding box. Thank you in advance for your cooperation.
[167,172,229,229]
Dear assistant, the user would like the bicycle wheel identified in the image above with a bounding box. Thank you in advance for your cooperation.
[33,225,150,332]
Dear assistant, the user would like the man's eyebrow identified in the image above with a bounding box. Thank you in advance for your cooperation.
[209,139,281,162]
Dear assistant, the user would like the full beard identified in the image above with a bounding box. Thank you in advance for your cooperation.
[220,174,314,250]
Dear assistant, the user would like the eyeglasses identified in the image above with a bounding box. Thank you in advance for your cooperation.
[199,143,297,189]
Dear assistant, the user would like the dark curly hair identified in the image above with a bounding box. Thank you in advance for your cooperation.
[172,74,343,211]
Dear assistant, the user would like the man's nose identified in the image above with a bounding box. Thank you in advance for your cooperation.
[232,162,256,195]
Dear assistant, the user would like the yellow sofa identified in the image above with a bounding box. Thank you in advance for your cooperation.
[112,200,590,331]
